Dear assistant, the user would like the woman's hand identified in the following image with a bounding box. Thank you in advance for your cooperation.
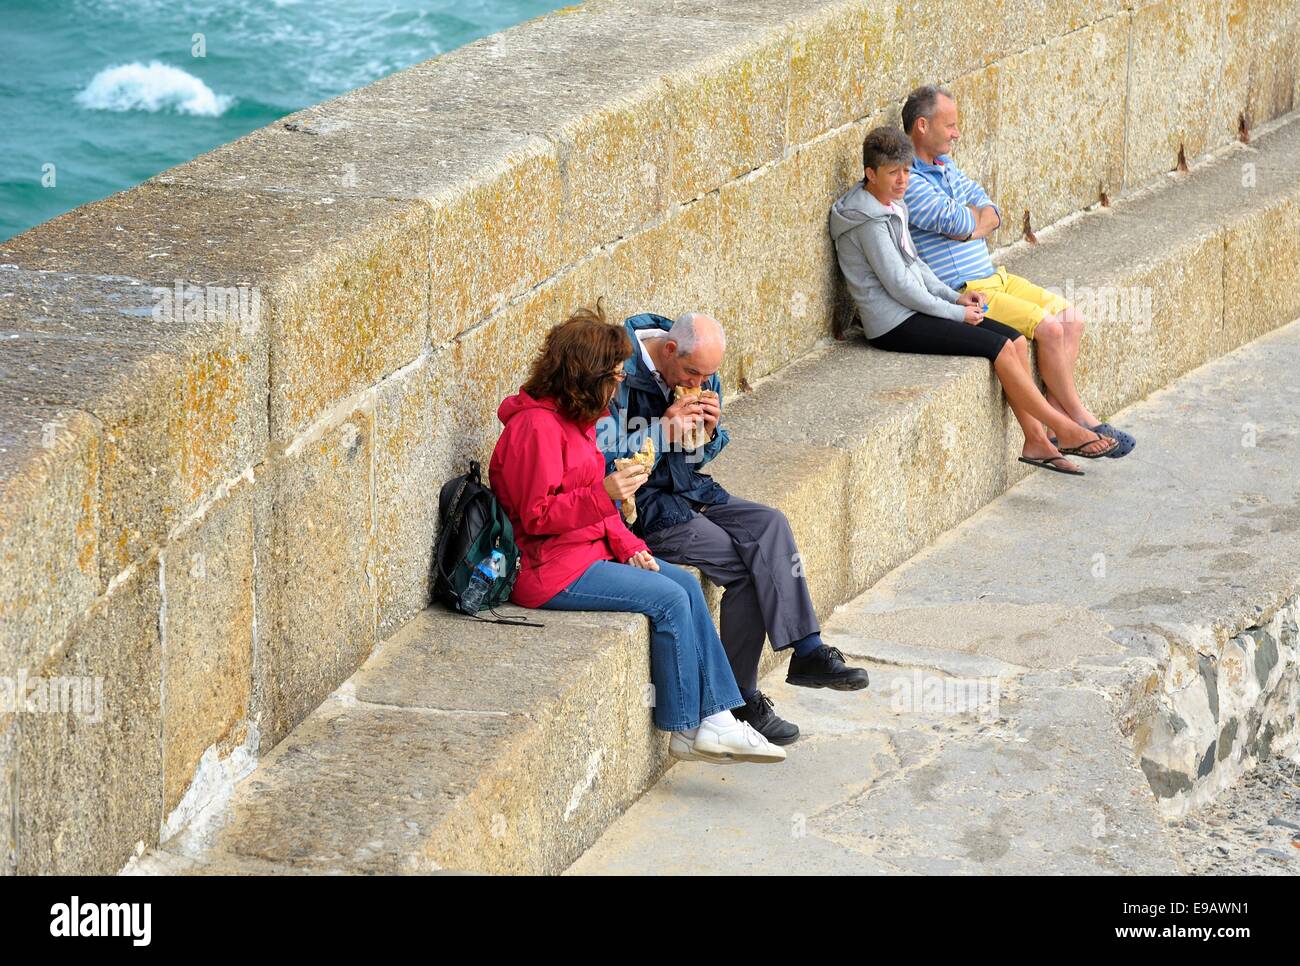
[626,550,659,571]
[603,464,649,502]
[962,303,984,324]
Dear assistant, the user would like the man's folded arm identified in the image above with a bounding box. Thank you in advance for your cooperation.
[904,176,977,239]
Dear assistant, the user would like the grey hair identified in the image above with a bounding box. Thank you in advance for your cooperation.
[669,312,725,355]
[902,84,954,134]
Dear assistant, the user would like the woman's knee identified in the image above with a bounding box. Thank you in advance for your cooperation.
[646,574,692,622]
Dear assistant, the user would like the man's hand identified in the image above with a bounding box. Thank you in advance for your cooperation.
[662,394,706,444]
[696,389,720,433]
[626,550,659,571]
[957,291,986,309]
[970,204,999,240]
[603,464,649,502]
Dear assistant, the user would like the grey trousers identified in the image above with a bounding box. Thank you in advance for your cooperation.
[644,497,820,692]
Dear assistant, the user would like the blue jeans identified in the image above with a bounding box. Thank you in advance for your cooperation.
[540,558,743,732]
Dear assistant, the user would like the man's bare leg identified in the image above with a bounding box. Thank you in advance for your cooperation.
[1036,312,1101,427]
[994,338,1112,468]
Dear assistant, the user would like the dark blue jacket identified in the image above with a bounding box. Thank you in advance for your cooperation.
[595,313,730,535]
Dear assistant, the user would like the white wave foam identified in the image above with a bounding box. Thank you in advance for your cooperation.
[76,61,233,116]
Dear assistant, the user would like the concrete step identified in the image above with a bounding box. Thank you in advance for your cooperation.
[570,318,1300,875]
[130,113,1300,875]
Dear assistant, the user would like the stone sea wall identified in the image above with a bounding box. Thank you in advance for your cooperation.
[1122,592,1300,816]
[1,0,1297,873]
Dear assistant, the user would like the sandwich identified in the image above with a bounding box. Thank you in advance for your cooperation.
[673,385,716,451]
[613,435,655,525]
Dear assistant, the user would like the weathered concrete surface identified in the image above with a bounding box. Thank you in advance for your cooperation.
[129,606,662,875]
[568,666,1183,875]
[0,183,426,448]
[17,556,162,874]
[570,319,1300,876]
[0,267,263,583]
[835,328,1300,817]
[161,482,255,815]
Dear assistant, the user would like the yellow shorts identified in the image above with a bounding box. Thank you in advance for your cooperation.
[960,266,1069,339]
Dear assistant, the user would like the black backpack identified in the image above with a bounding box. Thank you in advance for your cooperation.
[433,461,541,626]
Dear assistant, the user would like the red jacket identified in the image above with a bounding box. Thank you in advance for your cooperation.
[489,389,649,608]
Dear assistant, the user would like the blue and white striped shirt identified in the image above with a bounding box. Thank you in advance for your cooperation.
[903,154,1000,289]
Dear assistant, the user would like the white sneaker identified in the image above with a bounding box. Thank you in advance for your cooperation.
[669,731,706,762]
[691,717,787,764]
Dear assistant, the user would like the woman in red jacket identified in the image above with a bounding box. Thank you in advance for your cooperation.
[489,304,784,764]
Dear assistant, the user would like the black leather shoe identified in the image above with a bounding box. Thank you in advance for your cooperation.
[786,645,869,691]
[732,691,800,745]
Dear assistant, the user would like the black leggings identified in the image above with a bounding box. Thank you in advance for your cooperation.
[868,312,1022,362]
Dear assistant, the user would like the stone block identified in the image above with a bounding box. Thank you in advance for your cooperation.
[16,556,162,874]
[0,183,426,448]
[0,268,265,580]
[1126,0,1241,186]
[600,193,722,327]
[666,33,789,205]
[1222,194,1300,351]
[1238,0,1300,127]
[161,483,255,815]
[0,405,100,680]
[716,123,864,392]
[997,16,1128,239]
[894,0,1038,93]
[258,408,376,749]
[783,2,898,143]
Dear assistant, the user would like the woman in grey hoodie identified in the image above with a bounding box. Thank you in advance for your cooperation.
[829,126,1116,474]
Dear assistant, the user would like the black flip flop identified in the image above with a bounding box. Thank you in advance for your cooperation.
[1057,434,1118,459]
[1018,455,1085,476]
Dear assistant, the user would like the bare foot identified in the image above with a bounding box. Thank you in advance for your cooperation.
[1055,423,1117,456]
[1021,442,1081,474]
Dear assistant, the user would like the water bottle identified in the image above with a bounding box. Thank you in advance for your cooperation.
[461,550,505,615]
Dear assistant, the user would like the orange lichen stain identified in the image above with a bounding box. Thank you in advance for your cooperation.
[76,484,96,575]
[182,348,239,505]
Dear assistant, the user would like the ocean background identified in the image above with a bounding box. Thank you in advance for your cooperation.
[0,0,571,242]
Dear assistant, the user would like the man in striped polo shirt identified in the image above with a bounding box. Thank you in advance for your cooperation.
[900,84,1135,456]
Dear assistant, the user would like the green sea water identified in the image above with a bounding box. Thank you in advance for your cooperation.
[0,0,571,242]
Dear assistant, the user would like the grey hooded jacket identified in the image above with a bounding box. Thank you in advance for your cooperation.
[829,183,966,339]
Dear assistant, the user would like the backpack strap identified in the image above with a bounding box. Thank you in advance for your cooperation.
[470,605,545,628]
[433,475,475,595]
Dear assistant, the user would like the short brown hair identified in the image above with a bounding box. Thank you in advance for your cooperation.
[862,125,914,173]
[901,84,953,134]
[522,298,631,424]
